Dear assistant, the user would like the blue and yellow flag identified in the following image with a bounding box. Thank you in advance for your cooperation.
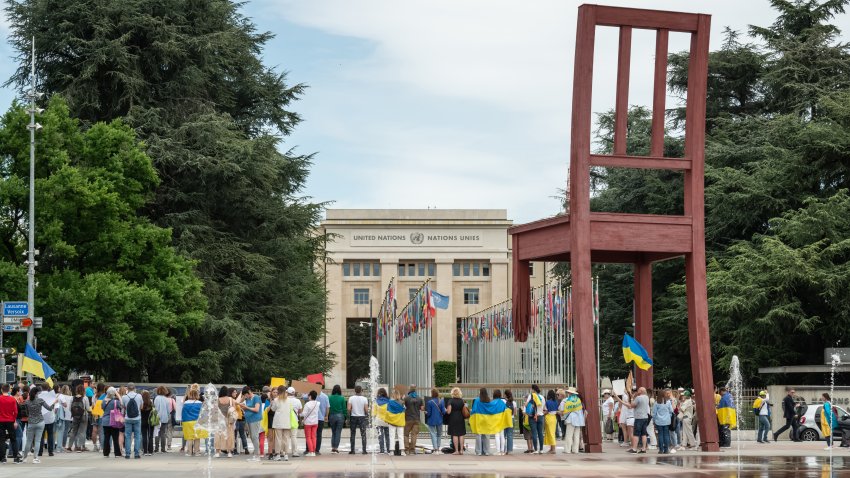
[374,397,405,427]
[622,333,653,370]
[561,395,582,415]
[469,399,512,435]
[717,392,737,429]
[22,344,56,387]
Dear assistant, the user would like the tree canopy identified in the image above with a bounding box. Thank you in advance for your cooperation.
[4,0,331,383]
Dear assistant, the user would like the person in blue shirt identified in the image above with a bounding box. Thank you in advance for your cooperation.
[312,385,330,455]
[652,390,674,454]
[424,388,446,453]
[238,386,263,461]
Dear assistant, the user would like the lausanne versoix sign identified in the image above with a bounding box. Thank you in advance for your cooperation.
[3,302,29,317]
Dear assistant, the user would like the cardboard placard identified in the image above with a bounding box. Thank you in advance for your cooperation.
[393,384,409,397]
[41,390,57,407]
[626,371,634,395]
[290,380,321,395]
[269,377,286,389]
[612,379,626,397]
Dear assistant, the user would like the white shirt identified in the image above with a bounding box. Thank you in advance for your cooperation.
[301,400,321,426]
[602,397,615,418]
[349,395,368,417]
[758,399,770,416]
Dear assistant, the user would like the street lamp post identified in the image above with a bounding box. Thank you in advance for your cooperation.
[359,300,374,360]
[25,38,41,382]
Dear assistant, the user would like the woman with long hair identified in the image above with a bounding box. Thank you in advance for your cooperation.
[544,389,559,453]
[503,389,517,455]
[822,393,838,450]
[22,385,54,464]
[473,388,491,456]
[327,384,347,454]
[301,390,321,456]
[153,385,172,453]
[139,390,154,456]
[373,388,390,454]
[216,385,236,457]
[181,388,204,457]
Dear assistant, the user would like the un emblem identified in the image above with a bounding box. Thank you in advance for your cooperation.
[410,232,424,244]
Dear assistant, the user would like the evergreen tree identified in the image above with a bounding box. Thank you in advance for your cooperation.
[5,0,331,382]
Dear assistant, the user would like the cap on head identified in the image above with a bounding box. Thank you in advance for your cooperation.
[602,389,611,396]
[287,387,296,395]
[567,387,578,395]
[683,390,692,397]
[759,391,766,397]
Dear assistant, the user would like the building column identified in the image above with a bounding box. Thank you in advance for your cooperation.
[325,261,345,387]
[434,259,455,365]
[634,261,653,388]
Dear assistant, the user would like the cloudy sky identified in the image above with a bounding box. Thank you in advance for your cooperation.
[1,1,849,223]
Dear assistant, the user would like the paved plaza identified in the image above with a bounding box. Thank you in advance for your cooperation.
[5,439,850,477]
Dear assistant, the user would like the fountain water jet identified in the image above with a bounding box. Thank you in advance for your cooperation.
[368,356,380,477]
[727,355,743,471]
[196,383,228,478]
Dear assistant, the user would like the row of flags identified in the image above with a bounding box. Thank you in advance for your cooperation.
[460,303,513,343]
[376,280,450,343]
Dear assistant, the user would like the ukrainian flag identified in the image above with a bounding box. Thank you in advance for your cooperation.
[22,344,56,387]
[622,333,653,370]
[717,392,737,429]
[469,399,512,435]
[375,396,405,427]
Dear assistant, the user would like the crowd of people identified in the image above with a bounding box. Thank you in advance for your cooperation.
[0,379,843,464]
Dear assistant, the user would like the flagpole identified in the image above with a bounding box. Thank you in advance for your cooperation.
[596,276,601,396]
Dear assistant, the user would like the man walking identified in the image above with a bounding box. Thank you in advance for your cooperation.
[348,385,368,454]
[122,383,143,459]
[403,385,424,455]
[0,384,21,463]
[773,388,798,442]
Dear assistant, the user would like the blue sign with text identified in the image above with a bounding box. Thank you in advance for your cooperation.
[3,302,29,317]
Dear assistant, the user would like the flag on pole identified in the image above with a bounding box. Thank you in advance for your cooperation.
[430,290,449,310]
[22,344,56,387]
[622,333,653,370]
[593,276,600,324]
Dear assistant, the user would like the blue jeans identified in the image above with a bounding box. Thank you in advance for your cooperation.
[328,413,344,450]
[475,434,490,455]
[377,426,389,453]
[124,420,141,457]
[758,415,771,442]
[428,425,441,451]
[529,417,544,451]
[656,423,670,453]
[504,427,514,453]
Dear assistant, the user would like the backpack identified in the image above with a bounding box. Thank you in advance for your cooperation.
[149,406,160,427]
[125,394,140,419]
[71,396,86,419]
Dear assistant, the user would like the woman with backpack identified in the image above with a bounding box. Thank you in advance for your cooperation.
[67,385,90,452]
[140,390,155,456]
[525,384,545,454]
[100,387,123,457]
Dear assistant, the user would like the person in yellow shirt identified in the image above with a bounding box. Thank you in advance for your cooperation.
[753,391,771,443]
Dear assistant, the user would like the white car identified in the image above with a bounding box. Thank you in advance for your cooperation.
[796,403,850,441]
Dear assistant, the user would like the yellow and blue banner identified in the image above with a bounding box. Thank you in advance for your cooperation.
[375,397,405,427]
[22,344,56,387]
[469,398,512,434]
[717,391,737,429]
[622,333,653,370]
[561,395,582,415]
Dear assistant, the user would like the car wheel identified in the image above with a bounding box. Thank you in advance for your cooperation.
[799,429,819,441]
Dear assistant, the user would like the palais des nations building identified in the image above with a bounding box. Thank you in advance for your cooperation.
[320,209,552,387]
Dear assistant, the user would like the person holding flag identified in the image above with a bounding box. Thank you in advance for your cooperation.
[559,387,585,454]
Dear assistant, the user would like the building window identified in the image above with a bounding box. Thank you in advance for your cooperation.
[463,263,470,276]
[398,264,405,277]
[398,262,435,277]
[344,262,381,277]
[472,263,480,276]
[463,288,479,305]
[482,264,490,277]
[409,288,418,300]
[408,264,415,276]
[354,288,370,305]
[418,263,425,276]
[428,263,436,276]
[529,263,534,276]
[454,261,491,278]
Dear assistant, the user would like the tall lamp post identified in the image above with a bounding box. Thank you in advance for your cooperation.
[25,38,42,381]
